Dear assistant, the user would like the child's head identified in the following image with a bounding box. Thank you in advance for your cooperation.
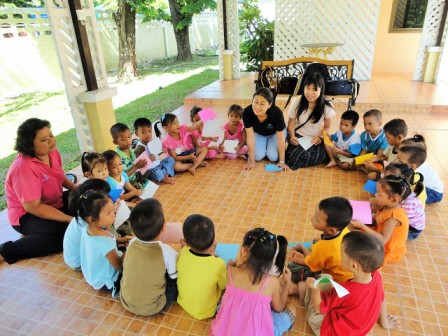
[376,175,411,206]
[154,113,179,138]
[342,231,384,273]
[75,190,114,227]
[190,106,202,123]
[383,119,408,146]
[383,163,424,197]
[339,110,359,134]
[102,150,122,178]
[129,198,165,241]
[68,178,111,216]
[399,134,426,149]
[183,214,215,253]
[110,123,132,150]
[81,152,108,180]
[228,104,243,124]
[240,228,288,284]
[313,197,353,234]
[362,109,382,135]
[134,118,153,145]
[397,145,427,170]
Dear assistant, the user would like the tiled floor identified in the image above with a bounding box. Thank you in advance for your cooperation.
[1,73,447,335]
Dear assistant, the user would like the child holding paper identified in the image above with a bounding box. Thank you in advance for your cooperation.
[154,113,208,176]
[217,104,248,159]
[110,123,147,189]
[177,214,226,320]
[305,231,399,335]
[189,106,220,159]
[288,197,353,304]
[324,110,362,169]
[133,117,175,184]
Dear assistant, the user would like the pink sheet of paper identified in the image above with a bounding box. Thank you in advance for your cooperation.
[349,200,372,225]
[198,108,217,122]
[133,151,151,175]
[159,222,184,244]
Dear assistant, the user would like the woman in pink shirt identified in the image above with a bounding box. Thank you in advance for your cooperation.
[0,118,76,264]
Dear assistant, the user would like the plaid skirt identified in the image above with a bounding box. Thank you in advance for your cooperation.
[285,138,327,170]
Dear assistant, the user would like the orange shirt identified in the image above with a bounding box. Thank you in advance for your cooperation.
[374,207,409,264]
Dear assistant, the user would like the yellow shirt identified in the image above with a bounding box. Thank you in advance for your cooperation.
[177,247,226,319]
[305,227,352,283]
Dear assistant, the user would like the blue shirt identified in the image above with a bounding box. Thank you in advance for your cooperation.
[360,129,389,154]
[63,217,87,269]
[330,130,362,156]
[106,172,128,191]
[80,228,120,290]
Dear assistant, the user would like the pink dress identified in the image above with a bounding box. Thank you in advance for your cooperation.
[162,125,194,156]
[210,269,274,336]
[190,128,218,159]
[222,122,248,159]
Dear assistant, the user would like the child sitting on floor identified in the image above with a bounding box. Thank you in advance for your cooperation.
[217,104,248,159]
[190,106,220,159]
[211,228,295,336]
[81,152,109,181]
[133,117,175,184]
[177,214,226,320]
[305,231,400,335]
[325,110,362,169]
[288,197,353,304]
[120,199,178,316]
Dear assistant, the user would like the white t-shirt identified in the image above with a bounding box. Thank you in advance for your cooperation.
[416,162,443,193]
[287,96,336,137]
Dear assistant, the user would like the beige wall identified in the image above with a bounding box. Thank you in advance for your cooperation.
[372,0,421,74]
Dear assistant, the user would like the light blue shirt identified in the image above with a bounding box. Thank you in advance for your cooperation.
[106,172,128,190]
[80,228,120,290]
[63,217,87,269]
[360,129,389,154]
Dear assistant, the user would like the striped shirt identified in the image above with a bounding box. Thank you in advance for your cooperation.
[402,192,425,231]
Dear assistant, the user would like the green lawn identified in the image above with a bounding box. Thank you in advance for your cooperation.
[0,69,219,211]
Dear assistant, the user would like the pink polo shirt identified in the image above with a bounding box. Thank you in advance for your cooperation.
[162,125,194,155]
[5,149,65,226]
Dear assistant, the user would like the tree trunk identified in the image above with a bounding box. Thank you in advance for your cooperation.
[167,0,193,61]
[113,0,137,81]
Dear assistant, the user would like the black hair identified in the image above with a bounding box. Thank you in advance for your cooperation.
[81,152,107,174]
[190,106,203,121]
[242,228,288,285]
[341,110,359,126]
[296,73,332,123]
[383,119,408,137]
[68,179,111,217]
[342,231,384,273]
[183,214,215,251]
[110,123,130,139]
[129,198,165,241]
[253,87,275,105]
[399,145,427,166]
[384,163,424,197]
[14,118,51,157]
[133,117,152,132]
[400,134,427,149]
[102,149,120,164]
[228,104,243,118]
[378,175,412,201]
[363,109,382,121]
[318,197,353,231]
[154,113,178,138]
[70,190,111,224]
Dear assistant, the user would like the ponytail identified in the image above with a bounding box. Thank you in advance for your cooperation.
[272,235,288,276]
[154,121,163,138]
[154,113,177,138]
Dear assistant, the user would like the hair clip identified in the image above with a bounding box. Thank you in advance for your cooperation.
[161,114,166,122]
[269,234,275,240]
[80,193,88,200]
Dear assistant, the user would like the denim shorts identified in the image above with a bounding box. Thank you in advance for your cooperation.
[178,149,196,163]
[272,308,295,336]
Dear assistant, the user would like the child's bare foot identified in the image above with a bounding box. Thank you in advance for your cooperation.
[237,154,247,160]
[199,161,208,167]
[188,167,196,176]
[161,175,175,184]
[326,160,337,168]
[298,281,307,306]
[380,315,400,330]
[289,250,302,263]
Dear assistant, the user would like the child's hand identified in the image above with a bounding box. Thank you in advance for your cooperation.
[212,136,219,142]
[117,235,132,244]
[294,244,306,253]
[348,219,364,231]
[306,277,318,290]
[134,189,143,197]
[282,267,292,284]
[135,159,147,168]
[227,259,237,267]
[219,143,225,151]
[150,154,157,161]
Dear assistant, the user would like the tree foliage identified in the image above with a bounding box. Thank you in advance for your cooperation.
[0,0,43,7]
[239,0,274,71]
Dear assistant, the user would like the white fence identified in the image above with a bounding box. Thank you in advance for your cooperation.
[0,9,218,97]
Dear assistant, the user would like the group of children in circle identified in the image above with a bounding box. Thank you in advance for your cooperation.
[60,102,443,335]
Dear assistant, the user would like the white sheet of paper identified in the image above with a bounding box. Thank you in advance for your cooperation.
[114,201,131,230]
[140,180,159,199]
[223,139,239,153]
[314,277,350,298]
[298,136,314,151]
[208,140,220,147]
[147,138,163,155]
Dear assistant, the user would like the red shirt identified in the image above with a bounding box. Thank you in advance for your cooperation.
[5,150,65,225]
[320,271,384,336]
